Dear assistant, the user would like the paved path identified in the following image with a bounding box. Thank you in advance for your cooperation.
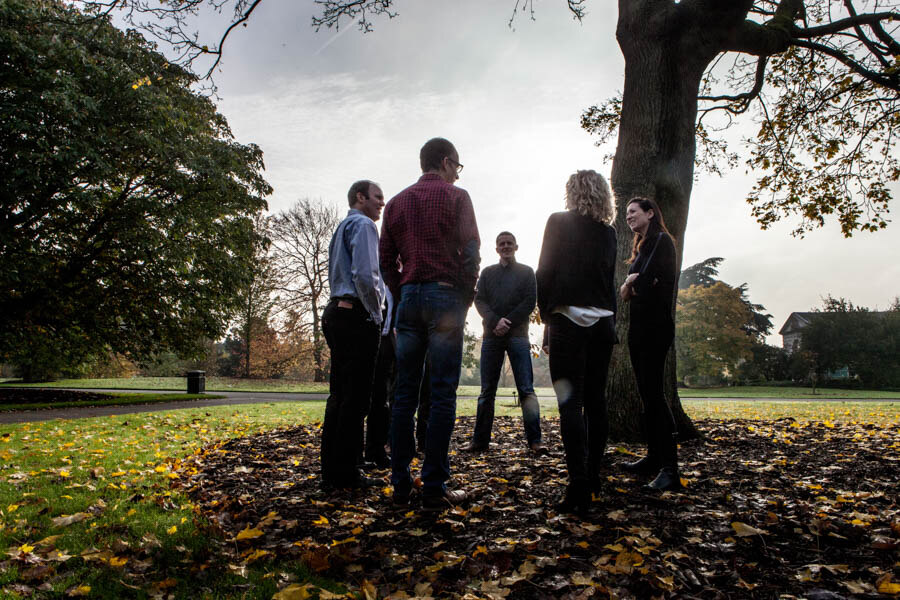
[0,389,894,424]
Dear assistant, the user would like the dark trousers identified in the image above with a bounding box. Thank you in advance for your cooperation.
[416,356,431,450]
[391,283,465,497]
[628,326,677,469]
[321,299,380,485]
[548,313,615,486]
[365,332,395,462]
[471,334,541,447]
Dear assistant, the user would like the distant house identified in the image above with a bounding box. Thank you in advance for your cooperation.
[779,312,817,355]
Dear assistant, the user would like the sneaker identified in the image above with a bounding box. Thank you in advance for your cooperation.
[422,488,467,512]
[645,467,682,492]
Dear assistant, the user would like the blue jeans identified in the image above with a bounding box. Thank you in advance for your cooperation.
[390,283,465,497]
[471,335,541,447]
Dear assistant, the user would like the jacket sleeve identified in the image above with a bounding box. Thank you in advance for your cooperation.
[504,266,537,328]
[632,233,675,298]
[535,214,559,321]
[457,192,481,297]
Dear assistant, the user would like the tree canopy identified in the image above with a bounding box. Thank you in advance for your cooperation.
[0,0,271,380]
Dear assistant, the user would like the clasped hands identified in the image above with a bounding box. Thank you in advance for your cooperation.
[492,317,512,336]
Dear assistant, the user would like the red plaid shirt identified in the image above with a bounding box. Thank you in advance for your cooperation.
[379,174,481,298]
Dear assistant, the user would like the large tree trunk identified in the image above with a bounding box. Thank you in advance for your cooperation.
[606,2,726,441]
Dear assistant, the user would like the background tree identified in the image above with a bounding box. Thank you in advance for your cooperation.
[0,0,270,381]
[269,199,340,382]
[679,257,725,289]
[230,214,280,378]
[83,0,899,437]
[800,296,900,388]
[675,282,754,385]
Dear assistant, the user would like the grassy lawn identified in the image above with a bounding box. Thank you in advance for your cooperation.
[4,377,899,400]
[678,385,900,399]
[0,377,330,394]
[0,392,223,412]
[1,398,898,598]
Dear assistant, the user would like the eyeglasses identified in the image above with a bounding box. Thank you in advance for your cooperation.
[445,156,464,174]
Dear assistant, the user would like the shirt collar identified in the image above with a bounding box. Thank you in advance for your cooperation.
[499,257,517,268]
[347,208,366,218]
[418,173,445,183]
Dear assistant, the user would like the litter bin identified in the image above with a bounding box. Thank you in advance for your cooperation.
[186,370,206,394]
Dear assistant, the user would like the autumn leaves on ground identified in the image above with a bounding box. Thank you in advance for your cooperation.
[1,398,898,599]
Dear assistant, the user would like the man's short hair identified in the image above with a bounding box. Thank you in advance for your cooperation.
[496,231,516,245]
[420,138,457,173]
[347,180,374,207]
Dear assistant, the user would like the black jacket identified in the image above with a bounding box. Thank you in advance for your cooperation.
[536,211,617,321]
[627,231,676,339]
[474,261,536,338]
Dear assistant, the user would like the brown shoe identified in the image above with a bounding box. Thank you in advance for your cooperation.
[422,488,467,511]
[529,442,549,456]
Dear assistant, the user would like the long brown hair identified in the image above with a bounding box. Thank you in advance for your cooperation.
[627,197,673,264]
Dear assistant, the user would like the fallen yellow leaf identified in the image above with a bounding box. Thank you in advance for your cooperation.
[731,522,768,537]
[272,584,311,600]
[236,527,264,541]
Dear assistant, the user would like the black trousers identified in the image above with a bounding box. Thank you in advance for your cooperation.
[365,332,395,462]
[321,299,380,485]
[548,313,615,486]
[628,326,677,469]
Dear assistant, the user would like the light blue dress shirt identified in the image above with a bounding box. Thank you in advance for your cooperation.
[328,209,385,325]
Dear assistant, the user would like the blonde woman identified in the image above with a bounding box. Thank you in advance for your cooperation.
[536,170,617,513]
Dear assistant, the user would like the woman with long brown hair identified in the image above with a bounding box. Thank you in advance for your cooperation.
[537,170,617,512]
[619,196,681,491]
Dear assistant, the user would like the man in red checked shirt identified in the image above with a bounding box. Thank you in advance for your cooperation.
[380,137,480,511]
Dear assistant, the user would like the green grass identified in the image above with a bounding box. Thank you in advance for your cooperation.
[0,392,224,412]
[5,378,900,400]
[678,385,900,399]
[1,398,897,598]
[0,376,329,394]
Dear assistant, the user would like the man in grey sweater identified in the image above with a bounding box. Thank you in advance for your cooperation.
[465,231,544,454]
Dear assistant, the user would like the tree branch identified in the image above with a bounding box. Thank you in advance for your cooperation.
[790,10,900,39]
[791,38,900,91]
[197,0,264,79]
[698,55,768,114]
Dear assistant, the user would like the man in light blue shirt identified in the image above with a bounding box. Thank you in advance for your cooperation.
[320,180,386,490]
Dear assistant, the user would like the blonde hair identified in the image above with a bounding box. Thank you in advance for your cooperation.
[565,170,615,224]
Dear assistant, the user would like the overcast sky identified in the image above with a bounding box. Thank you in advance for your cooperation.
[187,0,898,346]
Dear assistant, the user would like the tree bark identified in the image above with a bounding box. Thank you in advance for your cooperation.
[607,1,735,441]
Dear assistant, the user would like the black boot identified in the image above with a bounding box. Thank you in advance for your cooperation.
[622,412,659,476]
[646,432,681,491]
[556,480,590,514]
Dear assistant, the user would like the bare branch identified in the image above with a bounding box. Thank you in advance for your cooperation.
[698,55,768,114]
[791,38,899,91]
